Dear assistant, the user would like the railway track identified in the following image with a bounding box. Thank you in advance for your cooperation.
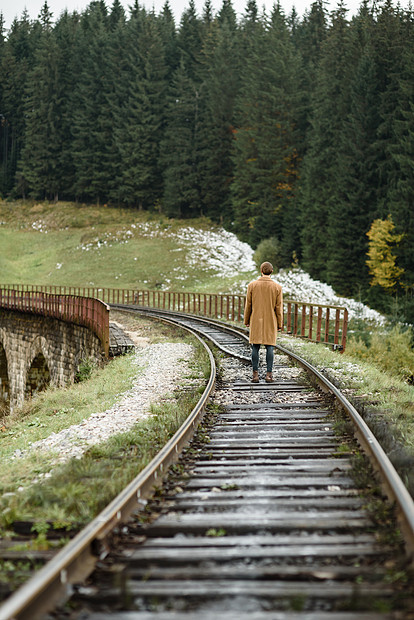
[1,307,413,619]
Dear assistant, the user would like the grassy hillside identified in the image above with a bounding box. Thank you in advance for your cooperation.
[0,200,255,293]
[0,199,390,326]
[1,201,413,440]
[0,199,413,506]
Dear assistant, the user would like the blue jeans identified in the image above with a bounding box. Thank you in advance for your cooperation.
[251,344,274,372]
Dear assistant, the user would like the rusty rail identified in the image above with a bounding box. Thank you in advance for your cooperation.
[0,285,348,351]
[0,289,110,357]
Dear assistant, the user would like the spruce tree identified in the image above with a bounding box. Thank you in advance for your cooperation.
[1,12,39,196]
[52,11,80,198]
[109,0,125,30]
[71,1,116,203]
[160,0,206,217]
[197,5,240,224]
[177,0,203,82]
[114,10,167,208]
[231,6,300,251]
[0,13,7,196]
[18,3,65,200]
[160,59,202,217]
[372,0,405,214]
[386,8,414,317]
[217,0,237,27]
[325,3,380,295]
[202,0,214,25]
[158,2,179,74]
[292,0,327,156]
[299,2,353,282]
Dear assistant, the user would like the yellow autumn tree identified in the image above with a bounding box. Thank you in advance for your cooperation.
[366,215,404,289]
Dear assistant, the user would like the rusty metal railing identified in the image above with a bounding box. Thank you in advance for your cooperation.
[284,300,348,351]
[0,289,110,357]
[0,285,348,351]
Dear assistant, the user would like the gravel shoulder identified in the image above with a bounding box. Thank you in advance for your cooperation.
[11,314,202,467]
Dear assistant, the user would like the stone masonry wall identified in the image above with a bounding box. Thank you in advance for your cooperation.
[0,309,103,412]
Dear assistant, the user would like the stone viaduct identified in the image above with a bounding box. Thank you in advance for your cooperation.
[0,309,104,412]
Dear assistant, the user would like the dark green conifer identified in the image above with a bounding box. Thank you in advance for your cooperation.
[70,2,116,203]
[231,5,300,252]
[114,10,167,208]
[324,3,380,295]
[158,2,179,74]
[18,4,65,199]
[197,5,240,224]
[161,59,202,217]
[299,2,353,281]
[386,9,414,317]
[177,0,203,82]
[1,12,38,196]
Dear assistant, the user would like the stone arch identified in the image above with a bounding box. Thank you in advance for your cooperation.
[25,353,51,399]
[24,336,52,400]
[1,311,103,411]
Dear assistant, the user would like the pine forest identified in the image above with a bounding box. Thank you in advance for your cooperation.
[0,0,413,322]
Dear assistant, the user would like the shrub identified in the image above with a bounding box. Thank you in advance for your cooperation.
[75,357,96,383]
[347,325,414,383]
[253,237,284,271]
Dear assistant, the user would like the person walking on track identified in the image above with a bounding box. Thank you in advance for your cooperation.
[244,261,283,383]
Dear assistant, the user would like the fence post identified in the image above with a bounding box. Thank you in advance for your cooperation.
[301,304,306,338]
[316,307,322,342]
[309,306,314,341]
[324,307,330,344]
[286,302,292,333]
[341,309,349,352]
[334,308,340,346]
[293,303,298,336]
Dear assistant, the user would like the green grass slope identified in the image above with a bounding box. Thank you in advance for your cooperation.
[0,200,254,293]
[1,199,414,500]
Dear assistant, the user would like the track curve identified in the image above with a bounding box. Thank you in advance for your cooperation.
[115,303,414,554]
[1,306,413,619]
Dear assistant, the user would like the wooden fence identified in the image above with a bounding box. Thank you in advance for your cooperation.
[0,285,348,351]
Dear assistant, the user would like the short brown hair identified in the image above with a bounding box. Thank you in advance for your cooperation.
[260,262,273,275]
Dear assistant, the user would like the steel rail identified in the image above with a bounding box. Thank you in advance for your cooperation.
[112,303,245,333]
[2,309,414,619]
[0,320,216,620]
[112,304,251,360]
[276,342,414,562]
[115,306,414,561]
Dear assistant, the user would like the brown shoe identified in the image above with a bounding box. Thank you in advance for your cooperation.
[265,372,273,383]
[252,371,259,383]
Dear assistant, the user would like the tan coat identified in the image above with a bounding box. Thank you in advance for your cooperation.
[244,275,283,345]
